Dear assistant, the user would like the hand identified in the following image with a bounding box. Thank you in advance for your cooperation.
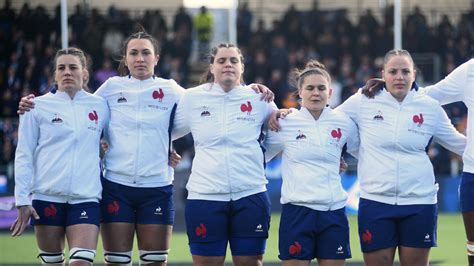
[10,205,39,237]
[17,94,36,115]
[249,83,275,102]
[268,109,290,132]
[339,157,348,174]
[168,150,182,168]
[361,78,384,99]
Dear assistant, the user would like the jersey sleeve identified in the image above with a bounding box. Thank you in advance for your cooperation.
[14,108,40,206]
[172,89,191,140]
[263,128,284,162]
[422,59,472,104]
[432,105,466,156]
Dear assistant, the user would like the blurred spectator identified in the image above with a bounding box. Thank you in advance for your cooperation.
[194,6,213,61]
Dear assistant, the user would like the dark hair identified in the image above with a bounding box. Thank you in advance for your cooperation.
[199,43,245,84]
[363,49,415,93]
[53,47,90,91]
[290,60,331,91]
[117,26,160,76]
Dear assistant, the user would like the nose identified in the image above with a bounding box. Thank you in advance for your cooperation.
[136,53,144,62]
[64,66,72,76]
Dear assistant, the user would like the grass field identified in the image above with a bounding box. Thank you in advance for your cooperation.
[0,213,467,265]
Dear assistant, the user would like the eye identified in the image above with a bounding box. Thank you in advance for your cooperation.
[389,70,397,75]
[318,85,327,91]
[217,58,226,64]
[129,51,137,56]
[230,58,239,64]
[143,50,151,55]
[402,69,410,75]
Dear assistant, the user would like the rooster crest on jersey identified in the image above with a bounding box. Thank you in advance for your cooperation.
[331,128,342,141]
[413,113,424,127]
[240,101,252,115]
[152,88,164,102]
[88,110,98,124]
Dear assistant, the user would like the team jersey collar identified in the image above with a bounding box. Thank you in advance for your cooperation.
[51,88,86,101]
[128,74,156,82]
[299,105,331,121]
[211,82,245,94]
[381,87,416,104]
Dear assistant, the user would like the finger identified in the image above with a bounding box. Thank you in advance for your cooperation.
[31,209,40,220]
[10,219,18,232]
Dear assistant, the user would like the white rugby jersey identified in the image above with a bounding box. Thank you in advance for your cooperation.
[422,59,474,173]
[95,75,185,187]
[15,90,109,205]
[264,106,359,211]
[173,83,277,201]
[337,89,466,205]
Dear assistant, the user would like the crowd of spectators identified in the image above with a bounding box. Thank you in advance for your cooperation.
[0,1,473,191]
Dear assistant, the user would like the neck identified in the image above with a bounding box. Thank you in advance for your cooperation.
[306,107,324,120]
[218,81,238,92]
[134,74,153,80]
[59,87,80,100]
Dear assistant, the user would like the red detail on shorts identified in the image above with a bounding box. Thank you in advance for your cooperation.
[362,229,372,243]
[107,201,120,214]
[195,223,207,238]
[44,204,57,217]
[289,241,302,255]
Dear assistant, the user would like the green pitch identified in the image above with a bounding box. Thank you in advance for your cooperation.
[0,213,466,265]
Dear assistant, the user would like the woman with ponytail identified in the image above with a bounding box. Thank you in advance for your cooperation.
[172,43,277,266]
[264,60,359,266]
[337,49,466,266]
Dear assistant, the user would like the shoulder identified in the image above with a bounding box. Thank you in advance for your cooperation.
[413,91,439,106]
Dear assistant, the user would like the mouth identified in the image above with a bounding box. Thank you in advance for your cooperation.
[135,65,147,69]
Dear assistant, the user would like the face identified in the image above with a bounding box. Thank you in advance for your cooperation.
[382,55,416,102]
[210,47,244,90]
[55,54,86,91]
[299,73,332,119]
[125,38,159,80]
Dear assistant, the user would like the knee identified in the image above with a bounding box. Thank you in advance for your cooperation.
[69,248,96,265]
[139,250,169,265]
[37,250,65,264]
[103,250,132,265]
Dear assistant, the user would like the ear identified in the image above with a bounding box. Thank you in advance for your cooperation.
[381,69,385,79]
[328,87,333,99]
[241,63,245,75]
[413,68,417,79]
[155,54,160,65]
[83,69,89,83]
[210,63,215,75]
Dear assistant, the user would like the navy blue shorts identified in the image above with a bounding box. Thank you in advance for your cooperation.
[185,192,271,256]
[278,204,351,260]
[31,200,100,227]
[358,198,437,252]
[460,172,474,212]
[100,178,174,224]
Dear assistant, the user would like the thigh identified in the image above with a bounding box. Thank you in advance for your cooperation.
[185,199,229,256]
[66,202,100,227]
[398,204,437,248]
[191,255,225,266]
[31,200,67,226]
[398,246,430,266]
[232,254,264,266]
[35,225,66,252]
[136,224,173,250]
[314,208,351,260]
[460,172,474,213]
[136,185,175,225]
[66,224,99,250]
[278,204,316,261]
[231,192,271,239]
[100,222,136,251]
[358,198,398,252]
[100,179,136,223]
[362,247,396,266]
